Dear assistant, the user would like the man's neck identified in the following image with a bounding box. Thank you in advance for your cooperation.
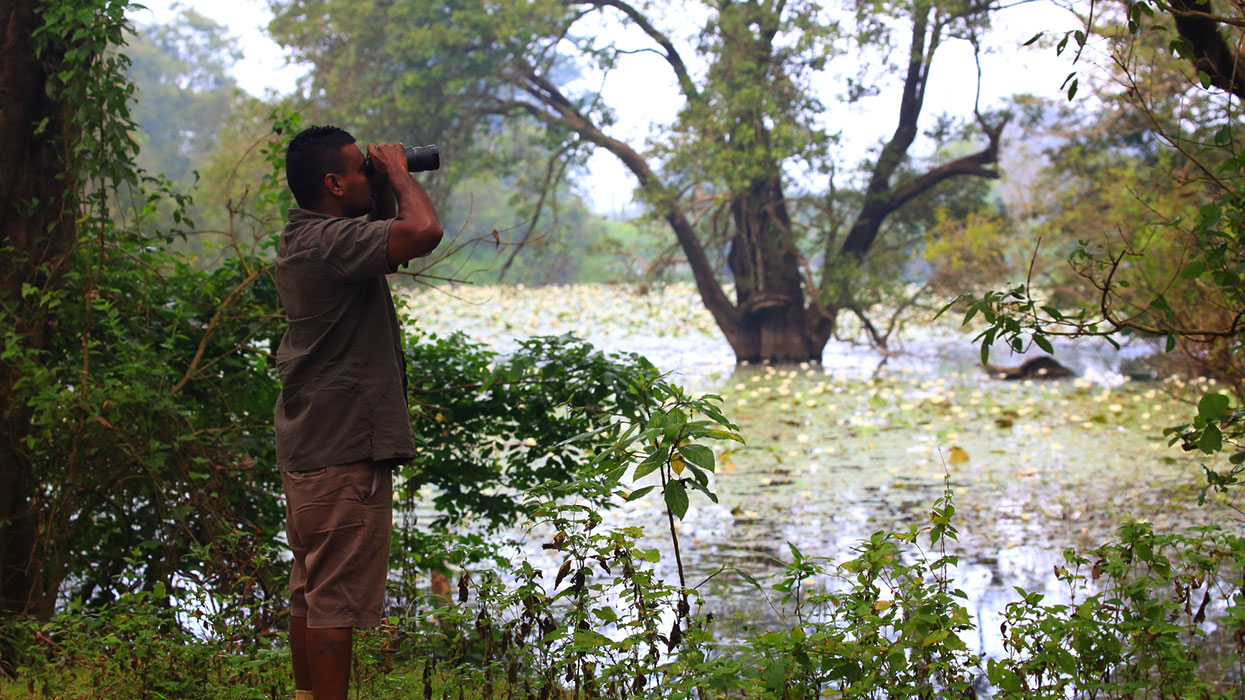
[309,201,349,218]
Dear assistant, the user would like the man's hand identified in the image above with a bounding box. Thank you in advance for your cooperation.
[367,142,408,186]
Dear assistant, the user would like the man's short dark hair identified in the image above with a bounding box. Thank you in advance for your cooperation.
[286,125,357,209]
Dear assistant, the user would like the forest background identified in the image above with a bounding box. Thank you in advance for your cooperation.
[2,0,1245,697]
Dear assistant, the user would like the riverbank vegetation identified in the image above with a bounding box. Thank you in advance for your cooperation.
[3,0,1245,696]
[6,468,1245,698]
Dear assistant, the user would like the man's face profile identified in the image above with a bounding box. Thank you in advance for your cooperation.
[324,143,372,218]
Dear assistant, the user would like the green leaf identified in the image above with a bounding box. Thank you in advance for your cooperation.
[962,304,979,326]
[735,568,762,589]
[1023,32,1043,46]
[934,296,960,320]
[763,662,786,692]
[632,446,668,480]
[1170,36,1195,59]
[1199,424,1223,454]
[635,548,661,563]
[678,444,715,472]
[625,485,657,501]
[1198,393,1231,421]
[664,480,689,519]
[573,628,611,648]
[1180,261,1206,279]
[552,422,614,448]
[1034,334,1054,354]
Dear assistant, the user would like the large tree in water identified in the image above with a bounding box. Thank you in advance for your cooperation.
[271,0,1008,362]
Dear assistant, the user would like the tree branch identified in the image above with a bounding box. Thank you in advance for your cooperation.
[497,141,576,281]
[498,71,742,334]
[170,264,270,395]
[572,0,700,101]
[884,114,1010,213]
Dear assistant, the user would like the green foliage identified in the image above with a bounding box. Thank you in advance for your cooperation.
[987,522,1245,698]
[5,0,680,630]
[939,4,1245,495]
[12,460,1244,698]
[716,481,979,699]
[3,0,292,612]
[9,537,288,699]
[3,226,286,605]
[400,332,661,530]
[31,0,140,192]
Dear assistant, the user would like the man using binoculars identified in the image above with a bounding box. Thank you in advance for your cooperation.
[273,125,442,700]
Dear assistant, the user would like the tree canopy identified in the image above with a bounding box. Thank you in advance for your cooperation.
[268,0,1013,361]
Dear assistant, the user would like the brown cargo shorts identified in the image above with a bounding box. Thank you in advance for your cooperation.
[282,461,393,629]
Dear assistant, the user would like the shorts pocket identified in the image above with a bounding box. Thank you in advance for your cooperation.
[364,466,380,501]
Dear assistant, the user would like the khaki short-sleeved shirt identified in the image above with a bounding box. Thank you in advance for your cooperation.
[273,208,417,471]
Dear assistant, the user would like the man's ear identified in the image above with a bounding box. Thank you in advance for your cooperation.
[323,172,345,198]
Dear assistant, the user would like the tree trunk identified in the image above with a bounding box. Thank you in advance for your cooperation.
[724,171,827,362]
[720,302,832,363]
[1,0,78,620]
[1168,0,1245,101]
[510,2,999,366]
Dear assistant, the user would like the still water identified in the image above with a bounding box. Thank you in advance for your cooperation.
[402,282,1242,658]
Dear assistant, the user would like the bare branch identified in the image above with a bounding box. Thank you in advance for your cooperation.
[170,264,271,395]
[498,141,578,280]
[884,114,1010,213]
[503,66,742,333]
[570,0,700,101]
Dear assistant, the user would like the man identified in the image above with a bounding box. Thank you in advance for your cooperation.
[274,125,442,700]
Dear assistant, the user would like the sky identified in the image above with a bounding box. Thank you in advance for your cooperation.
[128,0,1085,214]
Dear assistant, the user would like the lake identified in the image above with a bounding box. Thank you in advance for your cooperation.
[400,282,1242,658]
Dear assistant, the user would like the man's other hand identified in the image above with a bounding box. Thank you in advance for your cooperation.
[367,142,408,187]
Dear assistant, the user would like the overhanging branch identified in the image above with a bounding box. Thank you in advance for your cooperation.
[571,0,700,101]
[495,70,742,333]
[885,113,1011,213]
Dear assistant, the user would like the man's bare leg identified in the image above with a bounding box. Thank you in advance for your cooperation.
[307,627,353,700]
[290,615,313,693]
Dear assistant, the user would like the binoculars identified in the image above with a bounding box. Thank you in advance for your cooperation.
[364,144,440,175]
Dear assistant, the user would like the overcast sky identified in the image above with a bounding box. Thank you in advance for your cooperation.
[128,0,1084,213]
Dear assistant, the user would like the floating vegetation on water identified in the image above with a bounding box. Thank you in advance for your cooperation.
[400,283,1242,650]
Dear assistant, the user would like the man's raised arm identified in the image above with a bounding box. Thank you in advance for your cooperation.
[367,142,443,267]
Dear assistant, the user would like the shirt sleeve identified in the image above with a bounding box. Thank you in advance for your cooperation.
[318,217,394,281]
